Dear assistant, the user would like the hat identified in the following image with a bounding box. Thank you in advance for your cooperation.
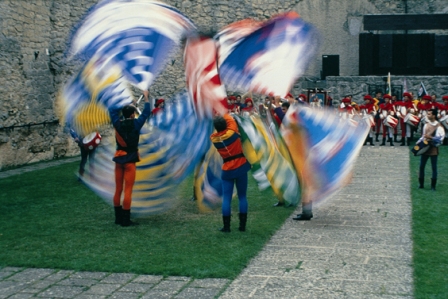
[244,98,253,104]
[155,99,165,106]
[363,95,373,101]
[442,95,448,101]
[422,95,432,101]
[228,96,237,101]
[403,92,412,98]
[383,94,392,99]
[298,94,307,100]
[342,97,351,103]
[285,93,293,98]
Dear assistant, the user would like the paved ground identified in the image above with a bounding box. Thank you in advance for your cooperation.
[0,145,414,298]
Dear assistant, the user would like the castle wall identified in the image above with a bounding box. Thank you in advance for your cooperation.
[0,0,447,169]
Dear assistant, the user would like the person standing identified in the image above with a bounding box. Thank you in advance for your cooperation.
[69,128,97,178]
[109,90,151,226]
[211,114,251,232]
[360,95,376,146]
[379,94,396,146]
[417,108,445,191]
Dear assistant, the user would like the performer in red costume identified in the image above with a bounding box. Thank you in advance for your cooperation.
[379,95,397,146]
[360,95,376,146]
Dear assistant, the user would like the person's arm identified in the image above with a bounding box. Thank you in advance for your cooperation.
[223,113,238,132]
[135,90,152,128]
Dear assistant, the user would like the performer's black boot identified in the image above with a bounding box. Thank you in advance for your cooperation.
[293,203,313,221]
[363,137,368,146]
[406,137,411,146]
[369,137,374,146]
[375,133,379,142]
[121,209,139,227]
[394,134,398,142]
[114,206,123,225]
[380,137,386,146]
[431,178,437,191]
[400,138,406,146]
[388,138,394,146]
[418,177,424,189]
[238,213,247,232]
[220,216,231,232]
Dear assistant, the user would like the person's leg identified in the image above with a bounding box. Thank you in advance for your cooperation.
[380,123,386,146]
[235,173,248,231]
[113,163,125,207]
[113,163,125,224]
[220,179,234,232]
[87,149,95,176]
[430,155,438,191]
[419,155,429,188]
[121,163,137,226]
[79,146,88,176]
[122,163,136,210]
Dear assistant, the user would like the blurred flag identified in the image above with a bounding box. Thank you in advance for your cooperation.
[418,82,428,98]
[215,12,319,97]
[282,106,369,207]
[184,36,228,119]
[236,114,300,206]
[67,0,196,90]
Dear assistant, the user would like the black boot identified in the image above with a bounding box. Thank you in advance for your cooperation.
[375,133,379,142]
[114,206,123,225]
[121,209,139,227]
[418,178,424,189]
[380,137,386,146]
[293,203,313,221]
[431,178,437,191]
[394,134,398,142]
[273,201,284,207]
[406,137,411,146]
[369,137,374,146]
[219,216,231,232]
[388,137,394,146]
[400,138,406,146]
[238,213,247,232]
[363,137,368,146]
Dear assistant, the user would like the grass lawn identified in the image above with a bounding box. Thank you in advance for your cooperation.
[0,161,294,279]
[410,144,448,298]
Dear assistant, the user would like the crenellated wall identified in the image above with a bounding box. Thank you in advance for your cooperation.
[0,0,447,169]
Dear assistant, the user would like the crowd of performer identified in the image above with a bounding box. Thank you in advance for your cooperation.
[220,90,448,147]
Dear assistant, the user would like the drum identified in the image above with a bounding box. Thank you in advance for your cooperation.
[363,114,375,128]
[383,115,398,128]
[83,132,102,150]
[379,110,387,120]
[404,113,420,127]
[411,140,430,156]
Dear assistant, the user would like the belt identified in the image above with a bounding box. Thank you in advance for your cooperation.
[223,153,245,163]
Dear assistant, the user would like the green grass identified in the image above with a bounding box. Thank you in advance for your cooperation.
[0,161,294,279]
[410,144,448,298]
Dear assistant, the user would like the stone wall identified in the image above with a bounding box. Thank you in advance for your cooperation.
[0,0,448,169]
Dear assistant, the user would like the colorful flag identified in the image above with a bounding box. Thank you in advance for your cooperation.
[215,12,319,97]
[236,114,300,206]
[67,0,196,90]
[184,36,228,119]
[282,106,370,207]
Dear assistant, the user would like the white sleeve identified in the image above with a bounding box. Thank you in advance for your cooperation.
[416,124,426,144]
[436,125,445,140]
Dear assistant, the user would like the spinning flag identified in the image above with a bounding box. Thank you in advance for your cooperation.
[194,146,225,212]
[58,59,132,137]
[215,12,319,97]
[184,36,228,119]
[80,92,213,217]
[67,0,196,90]
[236,114,300,206]
[282,106,370,207]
